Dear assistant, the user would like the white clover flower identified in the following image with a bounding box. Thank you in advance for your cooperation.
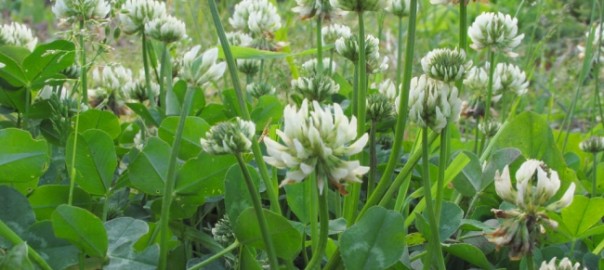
[408,75,461,133]
[491,62,529,97]
[478,120,500,138]
[237,59,261,76]
[0,22,38,51]
[145,15,186,43]
[122,69,159,102]
[119,0,167,35]
[430,0,460,5]
[292,75,340,102]
[263,99,369,194]
[247,82,275,98]
[366,93,393,121]
[421,48,472,83]
[387,0,411,17]
[201,117,256,155]
[322,24,351,45]
[52,0,111,21]
[179,46,227,88]
[226,31,254,47]
[335,34,385,73]
[330,0,391,12]
[293,0,341,20]
[539,257,586,270]
[229,0,281,36]
[468,12,525,56]
[211,216,236,248]
[377,79,398,103]
[463,65,488,92]
[301,58,337,75]
[579,136,604,153]
[92,64,134,92]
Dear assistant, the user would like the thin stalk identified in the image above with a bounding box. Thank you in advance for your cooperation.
[187,240,239,270]
[67,99,82,205]
[459,1,468,51]
[142,32,155,107]
[235,154,280,270]
[594,62,604,127]
[352,65,359,116]
[395,16,404,88]
[434,125,448,223]
[316,15,324,72]
[308,173,319,251]
[158,86,196,269]
[367,120,378,197]
[421,127,445,270]
[356,11,368,133]
[593,153,598,196]
[527,253,535,270]
[101,191,111,221]
[0,220,52,270]
[79,19,88,104]
[305,177,329,270]
[23,86,30,130]
[208,0,281,214]
[479,51,496,153]
[161,43,178,115]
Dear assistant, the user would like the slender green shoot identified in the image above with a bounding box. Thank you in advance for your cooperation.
[305,175,329,270]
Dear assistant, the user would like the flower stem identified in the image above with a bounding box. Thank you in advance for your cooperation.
[434,125,448,223]
[316,15,323,72]
[235,154,280,270]
[161,43,178,115]
[187,240,239,270]
[395,16,404,88]
[158,86,196,270]
[526,253,535,270]
[356,11,367,133]
[479,50,496,154]
[308,173,319,251]
[593,153,598,197]
[208,0,281,214]
[142,31,155,107]
[0,220,52,270]
[79,19,88,104]
[67,99,82,206]
[459,1,468,51]
[305,176,329,270]
[421,127,445,270]
[368,120,378,197]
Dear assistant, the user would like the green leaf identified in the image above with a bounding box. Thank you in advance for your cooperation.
[250,95,283,132]
[104,217,158,269]
[438,202,463,242]
[51,205,108,258]
[158,116,209,160]
[199,104,228,125]
[224,164,260,222]
[218,46,288,60]
[452,151,482,196]
[24,221,79,270]
[0,242,34,270]
[560,195,604,239]
[126,103,161,126]
[73,110,121,139]
[66,129,117,195]
[175,152,236,197]
[0,186,34,240]
[28,185,92,220]
[340,206,406,270]
[443,243,493,270]
[233,207,302,260]
[128,137,170,195]
[0,128,49,183]
[23,40,75,90]
[0,46,28,90]
[284,182,311,224]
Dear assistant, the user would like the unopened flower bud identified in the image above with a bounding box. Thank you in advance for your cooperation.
[200,117,256,155]
[421,48,472,83]
[579,136,604,153]
[292,75,340,102]
[366,93,393,121]
[247,82,276,98]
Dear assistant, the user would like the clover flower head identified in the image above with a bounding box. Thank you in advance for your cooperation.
[335,34,359,62]
[145,15,186,43]
[478,120,500,138]
[367,93,393,121]
[201,117,256,155]
[329,0,392,12]
[92,64,134,92]
[211,216,236,247]
[61,65,81,79]
[52,0,111,21]
[179,46,226,88]
[579,136,604,153]
[292,75,340,102]
[387,0,411,17]
[408,75,461,133]
[302,58,337,75]
[122,69,160,102]
[539,257,586,270]
[237,59,261,76]
[377,79,398,103]
[322,24,352,45]
[468,12,524,56]
[494,63,528,96]
[421,48,472,82]
[229,0,281,36]
[247,82,276,98]
[293,0,341,20]
[336,34,385,73]
[263,99,369,194]
[463,65,488,92]
[0,22,38,51]
[430,0,460,5]
[226,31,254,47]
[119,0,167,34]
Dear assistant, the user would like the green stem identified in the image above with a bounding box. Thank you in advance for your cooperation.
[187,240,240,270]
[101,190,111,221]
[356,11,367,134]
[0,220,52,270]
[479,51,496,154]
[158,86,196,270]
[434,125,448,223]
[421,127,445,270]
[593,153,598,196]
[308,173,319,251]
[142,31,155,107]
[68,99,82,205]
[235,154,279,270]
[527,253,535,270]
[79,19,88,104]
[459,1,468,51]
[351,65,359,116]
[208,0,281,214]
[161,43,178,115]
[316,15,323,72]
[395,16,404,88]
[305,177,329,270]
[367,120,378,197]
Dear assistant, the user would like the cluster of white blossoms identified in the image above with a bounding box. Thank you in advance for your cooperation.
[430,0,460,5]
[247,82,276,98]
[52,0,111,21]
[493,62,529,96]
[201,118,256,155]
[421,48,472,83]
[145,15,186,43]
[330,0,391,12]
[119,0,167,34]
[263,99,369,194]
[179,46,226,88]
[90,64,159,104]
[387,0,411,17]
[468,12,524,56]
[579,136,604,153]
[322,24,351,45]
[0,22,38,51]
[487,159,575,260]
[291,75,340,102]
[335,34,388,73]
[407,75,461,133]
[463,65,488,92]
[478,120,500,138]
[366,93,393,121]
[301,58,337,75]
[293,0,342,20]
[229,0,281,36]
[539,257,586,270]
[92,64,133,93]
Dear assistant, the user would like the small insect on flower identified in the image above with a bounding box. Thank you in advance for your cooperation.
[579,136,604,153]
[0,22,38,51]
[421,48,472,83]
[263,99,369,194]
[201,118,256,155]
[468,12,525,56]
